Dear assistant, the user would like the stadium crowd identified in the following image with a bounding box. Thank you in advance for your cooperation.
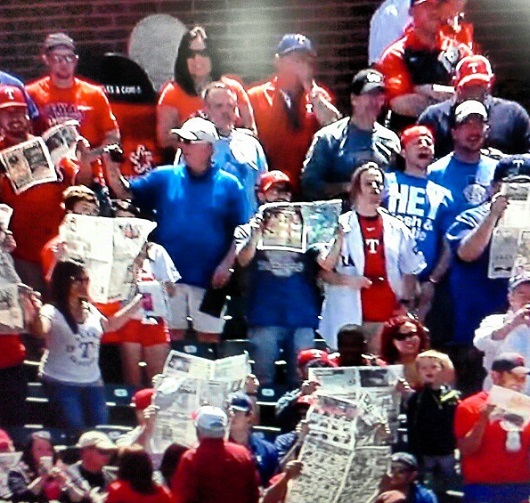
[0,0,530,501]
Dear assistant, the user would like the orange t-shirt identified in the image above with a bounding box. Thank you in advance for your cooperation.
[0,151,77,263]
[248,77,329,194]
[26,76,118,147]
[157,76,250,127]
[377,29,473,100]
[358,214,397,322]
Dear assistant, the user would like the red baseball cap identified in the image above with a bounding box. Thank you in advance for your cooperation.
[0,429,13,451]
[455,55,494,89]
[297,348,335,368]
[132,388,155,410]
[0,85,26,110]
[400,125,434,148]
[259,170,292,193]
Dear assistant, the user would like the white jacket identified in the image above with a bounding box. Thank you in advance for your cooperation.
[319,208,426,349]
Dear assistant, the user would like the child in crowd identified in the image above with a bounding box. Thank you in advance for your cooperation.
[406,350,459,495]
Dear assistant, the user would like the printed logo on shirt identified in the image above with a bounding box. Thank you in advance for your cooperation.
[463,183,488,205]
[69,327,100,367]
[257,252,305,277]
[386,182,446,242]
[42,103,88,126]
[365,238,380,254]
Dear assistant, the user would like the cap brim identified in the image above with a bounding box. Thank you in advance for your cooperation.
[230,405,251,412]
[0,103,27,110]
[361,83,386,94]
[511,366,530,376]
[170,128,196,141]
[455,112,487,124]
[458,74,492,88]
[277,47,316,58]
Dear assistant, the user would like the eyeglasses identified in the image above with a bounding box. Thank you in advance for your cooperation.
[394,331,419,341]
[48,53,78,64]
[188,49,209,58]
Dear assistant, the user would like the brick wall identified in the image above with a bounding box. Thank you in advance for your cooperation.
[0,0,529,112]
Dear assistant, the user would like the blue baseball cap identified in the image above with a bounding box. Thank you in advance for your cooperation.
[228,391,253,413]
[277,34,316,57]
[493,154,530,182]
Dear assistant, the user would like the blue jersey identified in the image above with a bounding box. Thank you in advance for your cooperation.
[131,163,246,288]
[446,203,508,344]
[428,153,497,220]
[385,172,452,278]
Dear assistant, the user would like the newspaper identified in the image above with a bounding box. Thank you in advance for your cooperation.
[42,120,79,167]
[59,215,156,303]
[257,200,341,252]
[0,240,26,335]
[138,280,168,318]
[308,365,403,440]
[0,205,12,231]
[0,137,56,194]
[0,452,21,500]
[489,179,530,278]
[152,351,250,452]
[286,394,390,503]
[489,385,530,427]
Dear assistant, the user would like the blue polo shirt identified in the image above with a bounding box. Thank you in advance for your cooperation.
[385,171,453,278]
[130,163,246,288]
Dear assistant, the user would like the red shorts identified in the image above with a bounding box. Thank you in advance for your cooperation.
[119,318,169,347]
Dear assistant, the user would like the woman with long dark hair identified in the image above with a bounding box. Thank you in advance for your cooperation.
[380,315,430,389]
[156,25,255,150]
[34,260,142,433]
[8,430,84,502]
[105,445,172,503]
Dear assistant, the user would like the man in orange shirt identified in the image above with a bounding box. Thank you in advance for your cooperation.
[377,0,472,130]
[27,32,120,188]
[248,34,341,195]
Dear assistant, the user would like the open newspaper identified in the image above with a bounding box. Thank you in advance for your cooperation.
[308,365,404,441]
[489,384,530,427]
[59,214,156,303]
[0,452,21,500]
[42,120,79,168]
[257,199,341,253]
[489,177,530,278]
[286,394,390,503]
[0,137,56,195]
[151,350,251,452]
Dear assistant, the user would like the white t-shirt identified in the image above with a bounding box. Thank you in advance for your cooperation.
[39,304,105,384]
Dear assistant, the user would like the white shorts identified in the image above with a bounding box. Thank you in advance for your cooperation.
[167,283,226,334]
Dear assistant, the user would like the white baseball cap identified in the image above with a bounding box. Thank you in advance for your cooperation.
[195,405,227,438]
[171,117,219,144]
[75,431,116,450]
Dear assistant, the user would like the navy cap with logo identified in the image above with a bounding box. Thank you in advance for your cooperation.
[350,69,386,96]
[493,154,530,182]
[276,34,316,57]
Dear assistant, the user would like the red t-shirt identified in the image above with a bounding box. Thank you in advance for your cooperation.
[0,147,77,263]
[377,29,473,100]
[454,391,530,484]
[248,77,330,194]
[0,335,25,369]
[26,76,119,148]
[171,439,260,503]
[106,480,172,503]
[358,214,397,322]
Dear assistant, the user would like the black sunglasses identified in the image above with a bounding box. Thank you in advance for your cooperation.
[394,331,419,341]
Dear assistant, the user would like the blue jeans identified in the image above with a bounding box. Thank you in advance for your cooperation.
[42,379,108,433]
[248,326,315,388]
[464,483,530,503]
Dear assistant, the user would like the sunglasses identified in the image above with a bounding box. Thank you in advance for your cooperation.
[72,276,90,284]
[178,138,208,145]
[48,53,78,64]
[188,49,209,58]
[394,331,419,341]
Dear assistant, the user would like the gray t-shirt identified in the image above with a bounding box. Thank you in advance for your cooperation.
[39,304,104,384]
